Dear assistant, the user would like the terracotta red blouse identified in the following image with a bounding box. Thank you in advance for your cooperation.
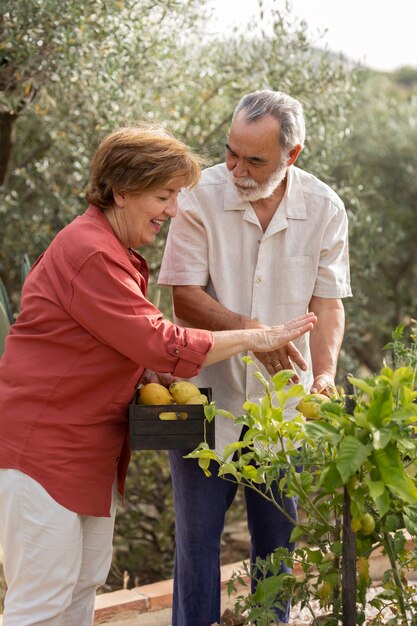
[0,205,213,516]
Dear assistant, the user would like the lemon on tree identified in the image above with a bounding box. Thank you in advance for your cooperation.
[361,513,376,535]
[296,393,329,419]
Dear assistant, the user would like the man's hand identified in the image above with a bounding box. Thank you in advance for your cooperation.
[254,342,308,381]
[311,373,337,397]
[309,296,345,398]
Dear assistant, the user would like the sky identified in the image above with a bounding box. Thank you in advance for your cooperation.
[207,0,417,72]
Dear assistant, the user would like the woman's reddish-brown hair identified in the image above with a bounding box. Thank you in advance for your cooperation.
[85,124,203,210]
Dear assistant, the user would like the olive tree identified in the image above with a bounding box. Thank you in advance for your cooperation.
[0,0,358,591]
[0,0,205,303]
[329,71,417,373]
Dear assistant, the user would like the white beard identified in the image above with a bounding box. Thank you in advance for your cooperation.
[230,158,288,203]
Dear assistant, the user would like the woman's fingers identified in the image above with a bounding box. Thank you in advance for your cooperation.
[268,314,317,350]
[286,312,317,329]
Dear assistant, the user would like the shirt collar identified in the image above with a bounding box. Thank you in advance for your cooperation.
[223,165,307,220]
[223,173,246,210]
[283,166,307,219]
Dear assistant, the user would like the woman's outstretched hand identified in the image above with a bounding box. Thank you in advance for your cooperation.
[254,312,317,353]
[204,312,317,368]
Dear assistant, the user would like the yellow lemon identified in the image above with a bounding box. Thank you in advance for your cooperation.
[169,381,201,404]
[185,394,208,405]
[296,393,329,419]
[139,383,174,405]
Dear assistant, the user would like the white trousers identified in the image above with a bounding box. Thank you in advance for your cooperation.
[0,469,117,626]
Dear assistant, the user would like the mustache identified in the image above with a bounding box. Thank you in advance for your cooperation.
[232,177,258,189]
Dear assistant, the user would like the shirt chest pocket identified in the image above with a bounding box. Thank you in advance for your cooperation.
[272,256,315,305]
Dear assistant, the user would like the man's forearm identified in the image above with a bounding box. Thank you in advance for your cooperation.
[309,296,345,386]
[173,285,310,376]
[172,285,260,331]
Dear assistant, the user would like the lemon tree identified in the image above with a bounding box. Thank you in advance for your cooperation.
[189,324,417,625]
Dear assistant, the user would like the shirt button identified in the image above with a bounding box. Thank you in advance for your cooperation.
[257,276,262,283]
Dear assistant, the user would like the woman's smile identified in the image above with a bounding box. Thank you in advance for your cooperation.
[109,178,182,249]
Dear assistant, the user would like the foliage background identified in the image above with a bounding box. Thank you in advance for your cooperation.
[1,0,416,595]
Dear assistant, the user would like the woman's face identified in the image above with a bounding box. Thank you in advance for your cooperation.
[111,178,183,249]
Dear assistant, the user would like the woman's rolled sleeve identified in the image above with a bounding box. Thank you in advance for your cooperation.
[167,328,214,378]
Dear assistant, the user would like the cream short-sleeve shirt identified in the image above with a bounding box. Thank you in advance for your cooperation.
[159,163,352,455]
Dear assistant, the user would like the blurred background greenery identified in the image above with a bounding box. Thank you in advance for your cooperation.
[1,0,416,597]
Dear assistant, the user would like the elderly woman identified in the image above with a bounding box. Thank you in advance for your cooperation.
[0,125,316,626]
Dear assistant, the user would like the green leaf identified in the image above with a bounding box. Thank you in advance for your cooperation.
[275,390,288,408]
[374,489,391,518]
[391,404,417,421]
[347,376,374,397]
[372,429,391,450]
[191,449,218,460]
[286,384,305,398]
[373,444,417,503]
[367,385,392,427]
[304,420,341,445]
[218,463,239,479]
[380,365,393,379]
[303,548,323,564]
[336,436,372,483]
[353,412,371,428]
[270,406,284,422]
[242,427,264,444]
[259,394,272,418]
[318,462,344,492]
[392,366,414,395]
[366,479,385,499]
[241,464,261,482]
[383,513,402,532]
[242,401,261,420]
[289,525,305,542]
[214,408,236,420]
[204,403,217,421]
[223,440,247,461]
[403,505,417,535]
[198,457,211,477]
[251,574,288,603]
[330,541,343,557]
[271,369,296,391]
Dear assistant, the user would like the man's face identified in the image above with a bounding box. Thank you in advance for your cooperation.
[225,112,289,202]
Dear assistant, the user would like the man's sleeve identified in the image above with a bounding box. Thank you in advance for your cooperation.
[67,252,214,379]
[158,190,209,286]
[313,205,352,299]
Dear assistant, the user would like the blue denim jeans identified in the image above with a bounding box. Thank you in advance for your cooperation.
[168,449,297,626]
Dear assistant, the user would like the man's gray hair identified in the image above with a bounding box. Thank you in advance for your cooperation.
[232,90,306,150]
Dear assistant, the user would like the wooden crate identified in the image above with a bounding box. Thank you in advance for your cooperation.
[129,387,214,450]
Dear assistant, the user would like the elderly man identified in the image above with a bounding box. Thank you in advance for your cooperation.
[159,89,352,626]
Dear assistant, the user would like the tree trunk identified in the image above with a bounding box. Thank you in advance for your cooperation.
[342,380,357,626]
[0,111,17,186]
